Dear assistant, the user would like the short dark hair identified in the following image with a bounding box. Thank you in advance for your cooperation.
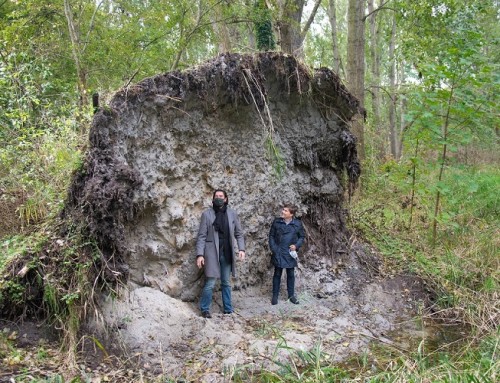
[213,189,228,203]
[283,203,297,216]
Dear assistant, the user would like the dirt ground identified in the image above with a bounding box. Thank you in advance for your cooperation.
[1,232,439,383]
[1,268,431,383]
[97,270,428,382]
[0,273,426,382]
[0,235,439,383]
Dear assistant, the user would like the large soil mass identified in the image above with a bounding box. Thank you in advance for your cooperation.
[47,52,429,380]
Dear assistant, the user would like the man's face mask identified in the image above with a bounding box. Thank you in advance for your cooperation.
[213,198,225,207]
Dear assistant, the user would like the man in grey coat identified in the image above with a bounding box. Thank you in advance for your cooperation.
[196,189,245,318]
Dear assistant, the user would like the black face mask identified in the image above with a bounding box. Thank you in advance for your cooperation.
[213,198,225,207]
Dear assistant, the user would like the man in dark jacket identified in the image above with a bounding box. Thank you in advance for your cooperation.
[196,189,245,318]
[268,203,305,305]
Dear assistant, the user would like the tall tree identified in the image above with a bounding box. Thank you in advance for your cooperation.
[211,4,232,53]
[395,0,499,239]
[327,0,342,75]
[346,0,366,159]
[275,0,321,56]
[387,11,398,159]
[254,0,276,51]
[63,0,104,112]
[367,0,384,158]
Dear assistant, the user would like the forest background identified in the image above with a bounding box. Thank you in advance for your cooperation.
[0,0,498,382]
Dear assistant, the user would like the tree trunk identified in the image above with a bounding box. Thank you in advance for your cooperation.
[347,0,366,160]
[212,7,232,53]
[368,0,384,159]
[170,0,203,71]
[432,87,454,245]
[63,0,88,113]
[327,0,342,75]
[398,63,407,157]
[277,0,321,56]
[408,138,419,230]
[388,11,398,159]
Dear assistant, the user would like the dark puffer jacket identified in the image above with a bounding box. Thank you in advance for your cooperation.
[268,217,305,268]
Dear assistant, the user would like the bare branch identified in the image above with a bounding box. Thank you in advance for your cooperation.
[82,1,104,53]
[363,0,394,21]
[301,0,322,38]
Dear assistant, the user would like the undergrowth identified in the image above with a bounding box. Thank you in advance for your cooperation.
[350,160,499,323]
[226,157,499,383]
[6,129,83,223]
[229,331,498,382]
[346,158,499,382]
[0,107,105,375]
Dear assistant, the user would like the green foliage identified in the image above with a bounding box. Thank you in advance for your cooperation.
[265,135,286,179]
[356,330,499,383]
[0,279,25,305]
[254,0,276,51]
[304,32,332,69]
[232,332,499,382]
[397,0,499,151]
[0,23,87,232]
[351,159,499,350]
[0,124,84,228]
[0,232,48,315]
[391,0,500,242]
[1,236,30,270]
[233,340,349,382]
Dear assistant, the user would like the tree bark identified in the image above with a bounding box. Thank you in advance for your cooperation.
[347,0,366,160]
[388,11,398,159]
[63,0,88,112]
[432,86,454,245]
[368,0,384,159]
[398,63,407,157]
[211,6,232,53]
[170,0,203,71]
[327,0,342,75]
[277,0,321,56]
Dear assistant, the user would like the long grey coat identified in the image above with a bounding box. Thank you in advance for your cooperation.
[195,207,245,278]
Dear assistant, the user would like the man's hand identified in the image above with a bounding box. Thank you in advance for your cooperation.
[238,250,246,261]
[289,244,297,251]
[196,256,205,269]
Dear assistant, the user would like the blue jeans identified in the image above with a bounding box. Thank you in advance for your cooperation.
[200,252,232,313]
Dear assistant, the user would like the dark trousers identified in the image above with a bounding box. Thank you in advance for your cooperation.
[272,267,295,298]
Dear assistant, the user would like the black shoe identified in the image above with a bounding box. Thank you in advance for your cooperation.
[271,296,278,305]
[224,310,233,314]
[289,297,299,304]
[201,311,212,318]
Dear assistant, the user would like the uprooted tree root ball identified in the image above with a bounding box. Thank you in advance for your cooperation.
[4,53,441,380]
[1,52,362,320]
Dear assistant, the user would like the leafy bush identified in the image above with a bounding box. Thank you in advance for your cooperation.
[351,159,499,338]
